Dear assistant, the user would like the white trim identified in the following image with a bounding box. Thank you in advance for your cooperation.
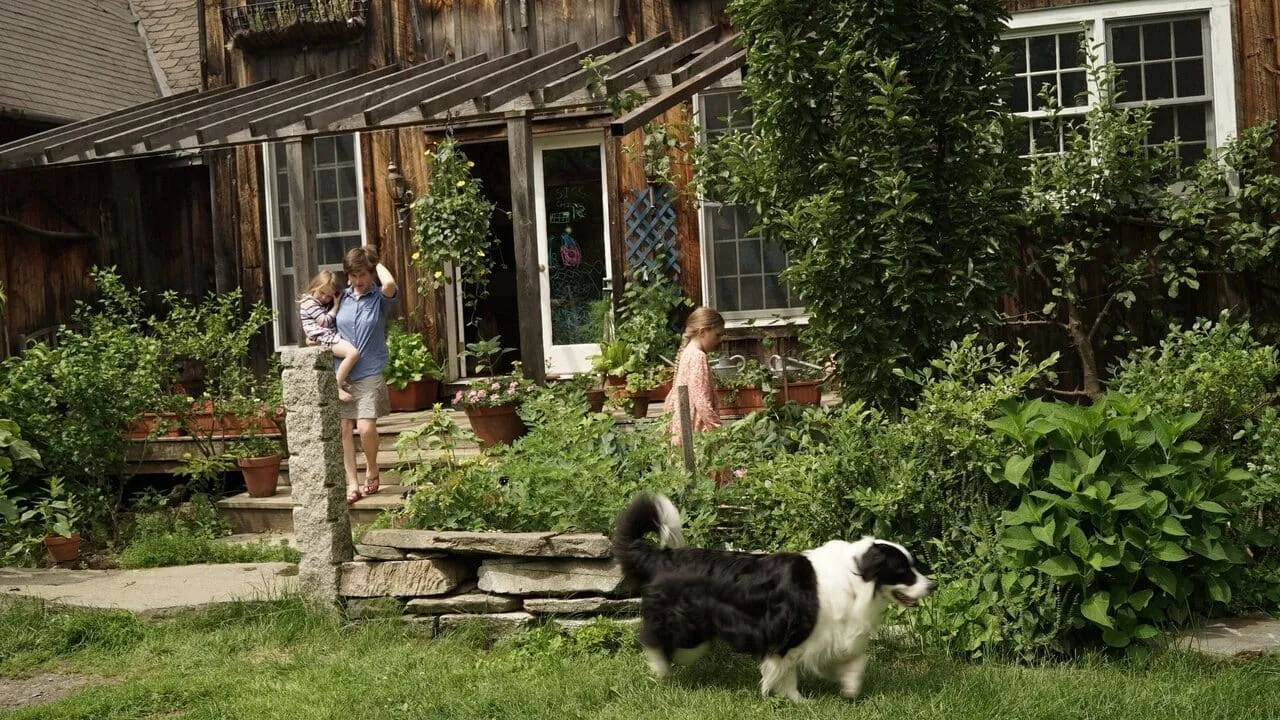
[533,131,613,375]
[1008,0,1236,150]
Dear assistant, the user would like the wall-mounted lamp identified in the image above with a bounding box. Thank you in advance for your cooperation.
[388,161,414,228]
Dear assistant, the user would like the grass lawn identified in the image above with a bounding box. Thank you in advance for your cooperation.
[2,598,1278,720]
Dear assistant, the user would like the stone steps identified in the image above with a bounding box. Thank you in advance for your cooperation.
[217,484,412,533]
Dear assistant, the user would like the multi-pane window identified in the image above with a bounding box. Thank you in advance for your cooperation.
[697,88,802,319]
[264,135,365,345]
[1111,18,1210,165]
[1003,11,1216,166]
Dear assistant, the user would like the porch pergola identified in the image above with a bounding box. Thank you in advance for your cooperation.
[0,30,744,381]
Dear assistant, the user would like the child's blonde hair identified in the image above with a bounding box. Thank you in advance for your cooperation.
[678,306,725,351]
[300,270,341,303]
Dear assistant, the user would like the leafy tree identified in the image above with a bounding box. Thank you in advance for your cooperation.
[706,0,1021,405]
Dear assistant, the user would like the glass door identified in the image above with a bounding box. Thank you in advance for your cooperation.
[533,133,611,375]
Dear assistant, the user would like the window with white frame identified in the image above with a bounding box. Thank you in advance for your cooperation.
[1003,0,1235,166]
[263,134,366,345]
[697,87,802,321]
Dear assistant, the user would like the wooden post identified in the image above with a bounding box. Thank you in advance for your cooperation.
[286,136,317,346]
[506,111,545,383]
[603,128,626,311]
[676,385,696,477]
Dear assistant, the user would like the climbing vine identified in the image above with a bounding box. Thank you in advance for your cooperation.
[410,135,498,303]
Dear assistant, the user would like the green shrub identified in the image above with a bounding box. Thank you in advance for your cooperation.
[1109,312,1279,441]
[398,388,717,543]
[980,395,1247,652]
[117,494,299,568]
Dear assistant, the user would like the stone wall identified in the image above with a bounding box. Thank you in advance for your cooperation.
[342,530,640,633]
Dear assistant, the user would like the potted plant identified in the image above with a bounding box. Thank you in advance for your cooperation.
[228,432,283,498]
[591,339,637,387]
[384,324,444,412]
[772,364,828,407]
[621,367,665,419]
[453,337,532,448]
[715,357,770,417]
[26,476,81,563]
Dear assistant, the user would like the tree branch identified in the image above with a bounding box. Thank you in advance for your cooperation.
[1046,387,1092,398]
[0,214,97,241]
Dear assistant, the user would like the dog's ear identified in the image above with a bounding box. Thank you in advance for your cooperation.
[856,543,887,582]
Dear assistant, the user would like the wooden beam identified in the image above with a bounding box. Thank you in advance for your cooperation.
[604,25,720,96]
[481,37,626,112]
[418,43,581,119]
[197,64,409,142]
[506,112,545,384]
[94,77,324,156]
[40,82,266,162]
[671,33,741,84]
[282,59,463,132]
[0,88,203,159]
[542,33,669,103]
[286,137,317,345]
[362,50,530,125]
[143,71,358,150]
[611,50,745,136]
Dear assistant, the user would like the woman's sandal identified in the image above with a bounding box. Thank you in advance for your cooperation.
[362,476,381,495]
[346,488,364,505]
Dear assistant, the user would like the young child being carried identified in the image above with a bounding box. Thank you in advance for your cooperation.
[299,270,361,403]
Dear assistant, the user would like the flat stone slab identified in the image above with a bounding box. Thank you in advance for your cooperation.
[555,617,642,632]
[354,544,405,561]
[0,564,297,614]
[359,530,612,558]
[437,611,535,633]
[477,558,628,596]
[1173,617,1280,658]
[524,597,640,615]
[405,593,522,615]
[338,559,470,598]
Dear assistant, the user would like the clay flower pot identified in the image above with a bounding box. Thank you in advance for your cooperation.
[776,379,824,407]
[43,533,81,564]
[387,378,439,412]
[465,403,528,448]
[586,388,607,413]
[238,454,282,497]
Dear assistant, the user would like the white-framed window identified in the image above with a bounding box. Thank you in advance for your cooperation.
[1004,0,1236,165]
[262,134,367,346]
[695,87,804,325]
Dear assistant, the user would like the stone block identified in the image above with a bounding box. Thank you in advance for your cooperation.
[437,612,535,634]
[281,345,334,371]
[339,559,469,598]
[359,530,612,558]
[523,597,640,615]
[476,558,628,596]
[555,617,642,632]
[354,544,405,561]
[405,593,522,615]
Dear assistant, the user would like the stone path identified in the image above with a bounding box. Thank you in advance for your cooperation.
[1173,617,1280,659]
[0,563,297,615]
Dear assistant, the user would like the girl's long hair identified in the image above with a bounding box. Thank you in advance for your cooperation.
[299,270,339,304]
[675,306,725,360]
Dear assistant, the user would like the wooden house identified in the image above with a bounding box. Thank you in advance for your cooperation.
[1,0,1278,382]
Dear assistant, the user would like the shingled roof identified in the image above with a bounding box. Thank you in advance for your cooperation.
[134,0,202,93]
[0,0,161,123]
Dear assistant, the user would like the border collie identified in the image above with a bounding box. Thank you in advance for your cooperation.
[613,493,935,702]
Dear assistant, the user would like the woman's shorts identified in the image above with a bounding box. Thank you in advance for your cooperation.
[340,373,390,420]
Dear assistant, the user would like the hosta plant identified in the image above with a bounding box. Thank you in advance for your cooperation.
[988,394,1248,650]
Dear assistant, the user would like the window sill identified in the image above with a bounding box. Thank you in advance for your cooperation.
[723,313,809,333]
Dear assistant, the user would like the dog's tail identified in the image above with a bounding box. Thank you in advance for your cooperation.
[613,493,684,586]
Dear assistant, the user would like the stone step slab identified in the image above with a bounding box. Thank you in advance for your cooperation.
[523,597,641,615]
[405,593,523,615]
[476,558,628,596]
[359,530,613,558]
[338,559,470,598]
[437,611,535,633]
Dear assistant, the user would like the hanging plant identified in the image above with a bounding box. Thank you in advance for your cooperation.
[410,136,497,302]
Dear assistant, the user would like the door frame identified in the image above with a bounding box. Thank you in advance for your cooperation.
[532,131,612,375]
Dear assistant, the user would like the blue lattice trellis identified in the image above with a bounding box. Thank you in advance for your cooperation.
[624,184,680,283]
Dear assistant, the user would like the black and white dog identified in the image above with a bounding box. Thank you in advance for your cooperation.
[613,493,935,702]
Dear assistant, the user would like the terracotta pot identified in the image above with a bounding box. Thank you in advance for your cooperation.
[125,412,181,439]
[43,533,81,564]
[777,379,824,407]
[387,378,439,412]
[586,388,607,413]
[629,391,652,419]
[716,387,766,418]
[605,374,627,388]
[465,403,528,448]
[238,454,282,497]
[649,380,672,403]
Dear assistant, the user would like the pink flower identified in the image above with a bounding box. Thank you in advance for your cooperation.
[453,391,463,403]
[733,468,748,478]
[490,382,501,391]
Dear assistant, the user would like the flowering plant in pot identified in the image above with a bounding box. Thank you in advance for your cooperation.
[453,337,533,447]
[384,324,445,412]
[619,367,665,419]
[26,476,82,563]
[228,432,283,498]
[715,357,770,417]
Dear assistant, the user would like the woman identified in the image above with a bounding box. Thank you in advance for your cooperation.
[334,245,397,505]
